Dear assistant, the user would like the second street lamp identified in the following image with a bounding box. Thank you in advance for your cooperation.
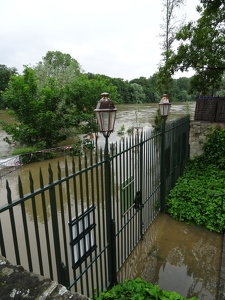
[159,94,171,117]
[94,92,117,286]
[159,94,171,212]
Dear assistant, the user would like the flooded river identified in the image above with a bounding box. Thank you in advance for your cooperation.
[0,102,196,157]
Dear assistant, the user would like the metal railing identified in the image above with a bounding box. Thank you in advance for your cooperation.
[0,116,190,298]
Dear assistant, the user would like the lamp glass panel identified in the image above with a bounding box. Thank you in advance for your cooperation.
[109,111,116,131]
[101,112,109,131]
[159,104,171,116]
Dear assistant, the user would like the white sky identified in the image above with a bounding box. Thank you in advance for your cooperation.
[0,0,200,81]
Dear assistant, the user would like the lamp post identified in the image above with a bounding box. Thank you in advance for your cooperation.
[94,92,117,286]
[159,94,171,212]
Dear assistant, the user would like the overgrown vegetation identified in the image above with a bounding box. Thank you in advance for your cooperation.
[166,127,225,233]
[94,278,197,300]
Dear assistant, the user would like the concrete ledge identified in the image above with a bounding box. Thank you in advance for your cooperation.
[0,255,91,300]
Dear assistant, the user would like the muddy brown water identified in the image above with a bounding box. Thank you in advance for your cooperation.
[118,213,222,300]
[0,102,196,157]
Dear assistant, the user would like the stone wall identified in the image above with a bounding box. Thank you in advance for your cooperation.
[189,120,225,159]
[0,255,91,300]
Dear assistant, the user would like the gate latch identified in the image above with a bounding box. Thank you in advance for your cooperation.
[134,191,142,210]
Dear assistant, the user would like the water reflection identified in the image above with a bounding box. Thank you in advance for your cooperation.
[118,213,222,300]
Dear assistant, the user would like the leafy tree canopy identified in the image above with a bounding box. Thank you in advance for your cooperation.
[2,67,67,148]
[166,0,225,94]
[0,65,17,108]
[34,50,82,88]
[63,73,122,133]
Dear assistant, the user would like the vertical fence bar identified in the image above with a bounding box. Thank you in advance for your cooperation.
[0,218,6,258]
[48,164,62,284]
[100,148,108,289]
[79,154,89,295]
[90,150,100,297]
[160,117,166,212]
[6,180,20,265]
[104,135,117,287]
[95,150,104,294]
[71,158,80,293]
[58,161,69,287]
[139,133,144,239]
[29,172,44,275]
[18,176,33,272]
[39,168,53,280]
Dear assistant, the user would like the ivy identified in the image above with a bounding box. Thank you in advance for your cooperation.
[94,278,197,300]
[166,127,225,233]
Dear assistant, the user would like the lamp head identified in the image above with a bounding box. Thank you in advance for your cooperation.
[94,93,117,137]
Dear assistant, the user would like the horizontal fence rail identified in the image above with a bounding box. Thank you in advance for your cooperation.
[0,116,190,298]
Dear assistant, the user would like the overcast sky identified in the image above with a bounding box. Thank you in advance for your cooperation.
[1,0,200,81]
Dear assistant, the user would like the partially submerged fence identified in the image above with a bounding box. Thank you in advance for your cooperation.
[0,116,190,298]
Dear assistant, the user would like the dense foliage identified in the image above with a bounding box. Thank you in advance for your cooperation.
[165,0,225,94]
[166,127,225,233]
[0,65,17,108]
[1,68,67,148]
[95,278,197,300]
[1,52,121,148]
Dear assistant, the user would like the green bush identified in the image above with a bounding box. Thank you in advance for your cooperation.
[70,144,82,156]
[203,127,225,168]
[118,124,126,135]
[94,278,197,300]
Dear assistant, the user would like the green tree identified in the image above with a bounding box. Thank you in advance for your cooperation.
[157,0,185,94]
[64,74,121,133]
[86,73,131,104]
[169,77,197,101]
[166,0,225,94]
[130,83,146,103]
[0,65,17,108]
[130,76,160,103]
[2,67,67,148]
[34,51,82,88]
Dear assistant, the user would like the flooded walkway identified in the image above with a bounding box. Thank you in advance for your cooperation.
[118,213,223,300]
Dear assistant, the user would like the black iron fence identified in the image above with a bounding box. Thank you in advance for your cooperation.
[0,116,190,298]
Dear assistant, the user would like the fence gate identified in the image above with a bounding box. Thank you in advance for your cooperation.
[111,116,190,279]
[0,116,190,299]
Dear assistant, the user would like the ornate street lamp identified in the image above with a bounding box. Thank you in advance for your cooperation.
[94,92,117,286]
[159,94,171,117]
[94,93,117,138]
[159,94,171,212]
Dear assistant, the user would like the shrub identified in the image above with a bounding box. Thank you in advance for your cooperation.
[203,127,225,168]
[70,144,82,156]
[94,278,197,300]
[118,124,125,135]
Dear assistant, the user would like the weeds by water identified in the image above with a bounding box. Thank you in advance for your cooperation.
[148,245,163,260]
